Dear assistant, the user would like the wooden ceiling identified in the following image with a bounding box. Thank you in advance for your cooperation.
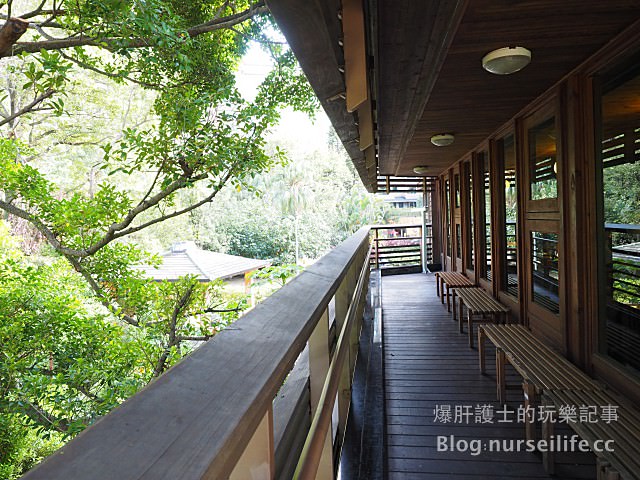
[385,0,640,177]
[268,0,640,190]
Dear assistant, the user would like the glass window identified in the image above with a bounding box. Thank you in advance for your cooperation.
[529,117,558,200]
[454,174,461,208]
[467,162,475,270]
[531,231,559,313]
[481,152,492,281]
[499,134,518,297]
[598,69,640,374]
[456,223,462,259]
[445,179,451,257]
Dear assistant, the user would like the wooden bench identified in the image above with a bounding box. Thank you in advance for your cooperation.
[434,271,474,313]
[477,324,596,440]
[453,288,509,348]
[477,324,640,479]
[542,388,640,480]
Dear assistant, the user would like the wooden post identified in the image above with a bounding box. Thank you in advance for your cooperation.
[523,382,537,442]
[347,258,361,379]
[496,349,506,403]
[229,407,275,480]
[374,228,379,269]
[333,276,351,454]
[419,223,424,271]
[307,308,334,479]
[541,403,555,475]
[478,326,486,374]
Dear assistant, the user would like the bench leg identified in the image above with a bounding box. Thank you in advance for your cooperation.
[496,349,506,404]
[440,279,445,305]
[436,275,440,298]
[542,409,555,475]
[446,286,451,312]
[458,300,464,334]
[597,459,620,480]
[453,290,457,322]
[478,327,486,374]
[468,311,474,349]
[523,382,538,442]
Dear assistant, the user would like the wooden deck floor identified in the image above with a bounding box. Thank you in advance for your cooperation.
[383,273,595,480]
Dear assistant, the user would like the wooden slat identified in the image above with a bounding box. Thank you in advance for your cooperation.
[480,324,594,392]
[358,99,374,150]
[544,389,640,480]
[400,1,640,176]
[382,273,594,479]
[455,288,508,314]
[23,228,371,480]
[343,0,368,112]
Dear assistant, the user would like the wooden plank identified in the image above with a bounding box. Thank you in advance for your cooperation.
[23,228,370,480]
[382,273,595,479]
[342,0,368,112]
[358,99,374,150]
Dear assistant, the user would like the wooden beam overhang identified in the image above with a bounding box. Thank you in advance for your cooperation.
[266,0,378,192]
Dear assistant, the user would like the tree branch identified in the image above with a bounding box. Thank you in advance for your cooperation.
[153,283,195,376]
[0,16,28,57]
[109,167,234,239]
[178,335,214,342]
[58,50,176,89]
[186,2,267,37]
[21,398,69,433]
[62,253,140,327]
[0,88,55,126]
[5,2,268,58]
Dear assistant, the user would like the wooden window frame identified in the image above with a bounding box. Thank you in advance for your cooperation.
[522,97,562,214]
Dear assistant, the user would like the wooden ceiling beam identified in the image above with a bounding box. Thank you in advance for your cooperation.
[376,0,468,176]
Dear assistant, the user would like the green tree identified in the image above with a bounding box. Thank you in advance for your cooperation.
[0,0,315,329]
[268,161,313,264]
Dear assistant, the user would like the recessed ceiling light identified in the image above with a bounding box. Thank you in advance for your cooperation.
[482,46,531,75]
[430,133,455,147]
[413,166,430,175]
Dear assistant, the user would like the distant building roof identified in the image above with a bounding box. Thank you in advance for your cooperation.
[140,241,271,282]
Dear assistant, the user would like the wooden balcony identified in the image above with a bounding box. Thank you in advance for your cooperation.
[382,273,595,479]
[22,229,602,479]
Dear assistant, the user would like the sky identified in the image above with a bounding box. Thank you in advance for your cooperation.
[235,42,332,156]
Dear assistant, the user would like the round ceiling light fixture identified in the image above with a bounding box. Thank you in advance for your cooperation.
[413,166,430,175]
[430,133,455,147]
[482,46,531,75]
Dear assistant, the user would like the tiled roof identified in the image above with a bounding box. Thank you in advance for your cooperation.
[140,241,271,282]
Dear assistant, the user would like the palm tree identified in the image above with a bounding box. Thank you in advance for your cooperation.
[269,162,313,265]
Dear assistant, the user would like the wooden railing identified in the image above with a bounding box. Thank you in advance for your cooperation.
[606,223,640,307]
[370,224,432,270]
[23,227,372,480]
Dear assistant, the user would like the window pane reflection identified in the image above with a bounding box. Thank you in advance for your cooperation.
[500,134,518,297]
[529,117,558,200]
[531,231,559,314]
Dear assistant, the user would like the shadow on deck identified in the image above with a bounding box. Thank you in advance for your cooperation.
[383,273,595,480]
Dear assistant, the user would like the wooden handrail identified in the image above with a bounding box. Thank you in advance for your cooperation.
[293,241,371,479]
[23,227,371,480]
